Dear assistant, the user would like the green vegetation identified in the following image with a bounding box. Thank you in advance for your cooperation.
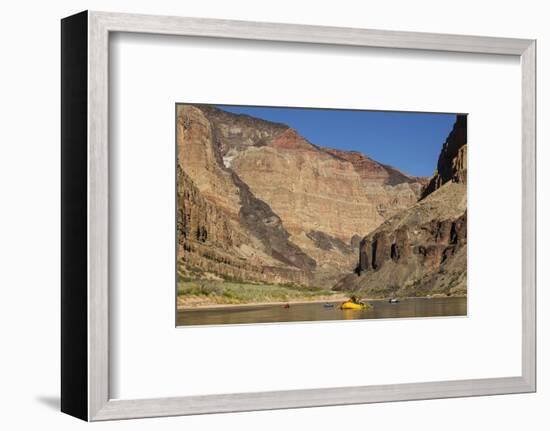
[177,278,340,307]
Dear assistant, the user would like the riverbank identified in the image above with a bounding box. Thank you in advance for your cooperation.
[177,278,467,309]
[177,278,345,309]
[178,296,350,310]
[178,293,466,310]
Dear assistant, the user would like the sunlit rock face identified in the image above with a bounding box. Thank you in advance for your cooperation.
[177,104,443,289]
[335,115,467,298]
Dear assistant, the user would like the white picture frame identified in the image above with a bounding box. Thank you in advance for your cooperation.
[61,10,536,421]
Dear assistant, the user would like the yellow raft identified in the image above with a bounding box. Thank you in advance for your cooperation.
[340,301,368,310]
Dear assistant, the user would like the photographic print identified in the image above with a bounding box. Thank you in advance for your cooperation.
[176,104,467,326]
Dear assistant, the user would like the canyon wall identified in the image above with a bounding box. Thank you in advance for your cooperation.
[335,115,468,297]
[421,114,467,198]
[177,104,429,288]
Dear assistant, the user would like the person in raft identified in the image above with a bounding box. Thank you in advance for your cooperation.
[349,296,364,305]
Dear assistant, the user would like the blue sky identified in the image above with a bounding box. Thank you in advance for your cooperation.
[215,105,457,177]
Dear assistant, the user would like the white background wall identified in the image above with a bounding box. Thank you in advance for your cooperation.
[0,0,546,429]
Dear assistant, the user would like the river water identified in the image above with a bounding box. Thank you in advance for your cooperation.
[177,296,466,326]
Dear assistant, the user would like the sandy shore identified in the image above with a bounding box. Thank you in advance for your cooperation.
[177,294,349,311]
[177,293,467,311]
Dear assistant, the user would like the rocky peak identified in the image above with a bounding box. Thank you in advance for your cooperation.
[322,147,425,186]
[190,104,288,157]
[421,114,467,199]
[269,128,317,151]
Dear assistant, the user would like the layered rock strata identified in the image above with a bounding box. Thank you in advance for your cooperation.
[334,114,467,297]
[177,104,429,288]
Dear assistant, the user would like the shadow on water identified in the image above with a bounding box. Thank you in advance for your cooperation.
[177,297,467,326]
